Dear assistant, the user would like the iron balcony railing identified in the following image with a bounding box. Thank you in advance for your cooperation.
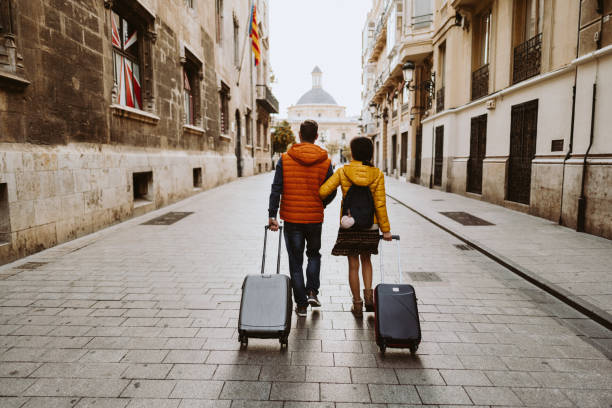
[436,87,445,113]
[256,84,279,114]
[513,33,542,84]
[402,103,410,112]
[471,64,489,101]
[392,109,398,119]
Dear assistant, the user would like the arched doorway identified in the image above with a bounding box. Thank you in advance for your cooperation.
[235,110,242,177]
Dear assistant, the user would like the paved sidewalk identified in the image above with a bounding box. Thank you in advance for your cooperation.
[387,179,612,324]
[0,173,611,407]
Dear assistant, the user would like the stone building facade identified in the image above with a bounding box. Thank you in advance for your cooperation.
[363,0,612,239]
[0,0,277,264]
[284,67,360,165]
[362,0,434,177]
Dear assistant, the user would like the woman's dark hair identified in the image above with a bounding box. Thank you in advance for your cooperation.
[350,137,374,166]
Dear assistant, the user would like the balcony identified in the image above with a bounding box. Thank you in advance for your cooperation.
[513,33,542,84]
[256,85,279,114]
[471,64,489,101]
[436,87,445,113]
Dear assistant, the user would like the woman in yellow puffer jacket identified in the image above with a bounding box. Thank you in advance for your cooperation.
[319,137,393,317]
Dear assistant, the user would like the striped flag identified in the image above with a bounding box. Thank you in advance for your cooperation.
[249,4,261,66]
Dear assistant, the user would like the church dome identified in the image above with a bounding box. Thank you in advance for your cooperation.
[296,66,338,106]
[296,88,338,105]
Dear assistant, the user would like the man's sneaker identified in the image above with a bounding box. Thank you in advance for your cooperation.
[307,290,321,307]
[295,305,308,317]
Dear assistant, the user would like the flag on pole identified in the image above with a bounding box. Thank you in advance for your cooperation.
[249,4,261,66]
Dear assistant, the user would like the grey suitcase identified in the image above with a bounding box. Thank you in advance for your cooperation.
[237,225,292,348]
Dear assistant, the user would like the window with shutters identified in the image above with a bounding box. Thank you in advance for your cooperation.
[0,0,28,88]
[472,9,491,100]
[512,0,543,83]
[233,16,239,67]
[412,0,433,29]
[111,10,142,109]
[219,82,230,135]
[182,49,202,127]
[215,0,223,44]
[245,110,252,145]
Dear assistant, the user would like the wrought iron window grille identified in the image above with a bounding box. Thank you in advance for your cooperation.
[436,87,445,113]
[471,64,489,101]
[513,33,542,84]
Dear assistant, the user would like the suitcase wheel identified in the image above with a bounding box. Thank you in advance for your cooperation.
[279,336,288,347]
[410,345,418,355]
[238,335,248,348]
[379,343,386,354]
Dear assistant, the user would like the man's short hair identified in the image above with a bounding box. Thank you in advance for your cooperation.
[300,120,318,143]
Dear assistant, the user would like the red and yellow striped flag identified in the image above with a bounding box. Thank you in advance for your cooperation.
[249,4,261,66]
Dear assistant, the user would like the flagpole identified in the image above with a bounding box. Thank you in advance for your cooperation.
[237,0,254,86]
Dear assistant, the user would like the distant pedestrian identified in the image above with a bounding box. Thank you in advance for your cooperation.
[319,137,392,317]
[268,120,337,317]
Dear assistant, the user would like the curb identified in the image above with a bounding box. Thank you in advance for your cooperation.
[387,194,612,332]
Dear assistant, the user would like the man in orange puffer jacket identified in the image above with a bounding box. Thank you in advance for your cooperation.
[268,120,336,317]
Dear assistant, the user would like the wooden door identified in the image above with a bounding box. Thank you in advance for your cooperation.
[508,100,538,204]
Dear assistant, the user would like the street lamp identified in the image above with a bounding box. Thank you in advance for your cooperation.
[369,102,380,119]
[402,61,436,111]
[402,61,415,86]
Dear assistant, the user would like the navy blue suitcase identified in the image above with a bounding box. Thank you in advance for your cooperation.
[374,235,421,354]
[238,225,292,348]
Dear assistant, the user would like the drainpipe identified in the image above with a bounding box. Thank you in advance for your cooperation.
[558,82,575,225]
[576,82,596,232]
[429,125,434,189]
[560,0,582,225]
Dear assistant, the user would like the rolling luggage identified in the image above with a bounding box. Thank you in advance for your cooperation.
[374,235,421,355]
[238,225,292,348]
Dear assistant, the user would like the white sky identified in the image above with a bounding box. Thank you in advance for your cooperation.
[268,0,371,118]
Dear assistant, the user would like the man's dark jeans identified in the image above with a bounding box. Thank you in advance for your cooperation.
[283,221,322,307]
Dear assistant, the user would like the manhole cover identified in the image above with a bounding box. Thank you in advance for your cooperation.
[408,272,442,282]
[454,244,473,251]
[15,262,48,270]
[440,212,494,226]
[142,212,194,226]
[431,199,444,201]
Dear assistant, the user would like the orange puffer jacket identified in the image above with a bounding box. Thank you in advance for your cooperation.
[280,143,332,224]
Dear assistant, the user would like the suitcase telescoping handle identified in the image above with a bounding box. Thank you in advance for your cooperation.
[262,225,283,275]
[378,235,401,284]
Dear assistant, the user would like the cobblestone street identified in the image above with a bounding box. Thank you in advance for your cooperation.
[1,173,611,408]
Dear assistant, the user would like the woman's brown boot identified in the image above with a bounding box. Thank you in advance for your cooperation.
[363,289,374,312]
[351,298,363,317]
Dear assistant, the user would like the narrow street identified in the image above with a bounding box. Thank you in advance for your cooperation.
[1,173,611,407]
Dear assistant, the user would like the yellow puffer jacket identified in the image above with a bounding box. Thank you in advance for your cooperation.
[319,160,390,233]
